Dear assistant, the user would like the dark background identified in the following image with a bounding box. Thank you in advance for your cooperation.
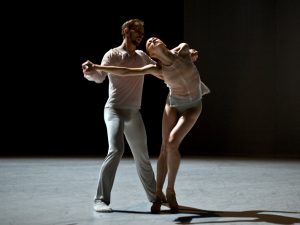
[1,0,300,158]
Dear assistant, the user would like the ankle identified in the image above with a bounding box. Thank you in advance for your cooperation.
[166,187,175,194]
[156,190,163,196]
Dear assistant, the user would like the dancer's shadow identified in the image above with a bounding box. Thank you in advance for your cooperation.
[174,204,300,224]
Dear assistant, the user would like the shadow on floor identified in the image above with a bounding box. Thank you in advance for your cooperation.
[113,205,300,224]
[174,205,300,224]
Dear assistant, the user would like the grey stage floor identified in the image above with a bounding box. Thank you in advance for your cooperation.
[0,157,300,225]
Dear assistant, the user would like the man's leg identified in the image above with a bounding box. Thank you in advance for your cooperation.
[94,108,125,211]
[124,110,156,202]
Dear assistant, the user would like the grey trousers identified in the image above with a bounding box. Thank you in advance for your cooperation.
[95,107,156,204]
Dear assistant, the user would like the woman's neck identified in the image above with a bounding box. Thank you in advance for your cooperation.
[159,49,176,66]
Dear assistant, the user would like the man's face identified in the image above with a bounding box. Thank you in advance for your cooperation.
[129,25,144,46]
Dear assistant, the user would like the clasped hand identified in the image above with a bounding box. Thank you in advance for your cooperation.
[82,60,95,73]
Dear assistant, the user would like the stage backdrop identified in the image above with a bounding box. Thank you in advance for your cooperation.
[183,0,300,158]
[1,0,299,158]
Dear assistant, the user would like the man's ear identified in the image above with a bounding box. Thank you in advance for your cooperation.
[124,27,130,35]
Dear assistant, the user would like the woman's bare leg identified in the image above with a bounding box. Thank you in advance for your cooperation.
[165,104,202,212]
[155,145,167,194]
[151,105,177,213]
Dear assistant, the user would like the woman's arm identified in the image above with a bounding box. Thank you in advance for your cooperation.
[171,43,190,55]
[82,60,163,79]
[171,43,198,61]
[95,64,156,76]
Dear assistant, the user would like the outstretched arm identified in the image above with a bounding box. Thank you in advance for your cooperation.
[82,60,163,79]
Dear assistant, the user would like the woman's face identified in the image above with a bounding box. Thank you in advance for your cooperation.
[146,37,165,58]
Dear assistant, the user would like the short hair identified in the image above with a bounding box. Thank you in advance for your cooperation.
[121,19,144,37]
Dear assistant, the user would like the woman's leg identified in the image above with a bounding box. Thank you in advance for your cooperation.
[165,103,202,212]
[150,104,177,213]
[150,146,167,213]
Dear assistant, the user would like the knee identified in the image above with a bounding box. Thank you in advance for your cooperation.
[165,137,180,153]
[108,148,124,158]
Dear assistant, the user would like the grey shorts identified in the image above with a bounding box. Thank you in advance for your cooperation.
[166,95,202,113]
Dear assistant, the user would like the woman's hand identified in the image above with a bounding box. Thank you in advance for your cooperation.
[82,60,95,73]
[189,49,199,62]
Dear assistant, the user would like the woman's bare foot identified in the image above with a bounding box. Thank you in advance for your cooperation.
[166,188,179,213]
[151,191,167,214]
